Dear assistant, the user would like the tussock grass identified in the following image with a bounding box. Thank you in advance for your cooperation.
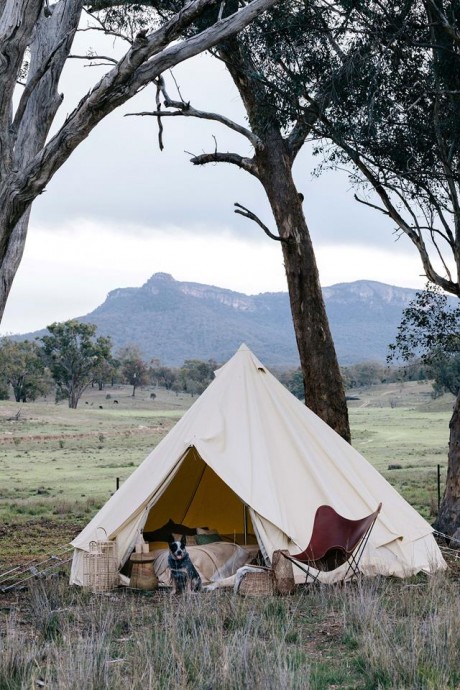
[341,574,460,689]
[4,573,460,689]
[0,580,318,689]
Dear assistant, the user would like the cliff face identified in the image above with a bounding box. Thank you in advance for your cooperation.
[322,280,416,307]
[21,273,424,366]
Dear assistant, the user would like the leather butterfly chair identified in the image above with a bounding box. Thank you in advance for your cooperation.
[282,502,382,583]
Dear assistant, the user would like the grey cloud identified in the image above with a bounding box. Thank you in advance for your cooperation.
[32,45,398,251]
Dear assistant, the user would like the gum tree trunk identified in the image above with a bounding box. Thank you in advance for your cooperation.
[257,135,350,442]
[434,392,460,536]
[215,38,351,442]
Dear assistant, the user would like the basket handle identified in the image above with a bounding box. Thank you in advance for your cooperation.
[96,527,108,541]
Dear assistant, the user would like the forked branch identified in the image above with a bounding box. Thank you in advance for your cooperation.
[126,76,261,149]
[234,202,291,243]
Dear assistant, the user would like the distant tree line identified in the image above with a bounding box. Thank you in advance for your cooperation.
[2,298,456,408]
[277,361,430,401]
[0,320,218,408]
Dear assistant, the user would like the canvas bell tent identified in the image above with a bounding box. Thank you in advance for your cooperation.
[70,344,446,585]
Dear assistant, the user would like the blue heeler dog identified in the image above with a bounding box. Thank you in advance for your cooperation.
[168,535,202,594]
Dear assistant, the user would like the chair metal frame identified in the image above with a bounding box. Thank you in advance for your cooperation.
[282,502,382,583]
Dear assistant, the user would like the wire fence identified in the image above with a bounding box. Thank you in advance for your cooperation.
[0,545,73,592]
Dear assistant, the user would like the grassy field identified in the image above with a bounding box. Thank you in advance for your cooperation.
[0,385,190,559]
[2,565,460,688]
[347,380,451,519]
[0,380,458,689]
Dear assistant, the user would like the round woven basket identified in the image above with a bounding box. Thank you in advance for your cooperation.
[238,568,275,597]
[272,550,296,595]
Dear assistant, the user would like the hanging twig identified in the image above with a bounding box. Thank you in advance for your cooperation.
[155,76,164,151]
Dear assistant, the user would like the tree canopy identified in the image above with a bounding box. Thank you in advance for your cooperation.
[389,284,460,398]
[40,320,113,408]
[117,345,149,396]
[308,1,460,297]
[0,338,49,402]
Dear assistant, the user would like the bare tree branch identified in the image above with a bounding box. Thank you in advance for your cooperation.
[155,75,164,151]
[2,0,279,245]
[234,202,290,243]
[127,74,261,149]
[68,53,118,64]
[190,151,258,175]
[353,193,391,216]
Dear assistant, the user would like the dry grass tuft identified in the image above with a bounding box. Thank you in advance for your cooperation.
[341,574,460,689]
[3,571,460,689]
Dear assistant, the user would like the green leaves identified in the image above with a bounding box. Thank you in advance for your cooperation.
[0,338,48,402]
[39,320,113,408]
[389,283,460,395]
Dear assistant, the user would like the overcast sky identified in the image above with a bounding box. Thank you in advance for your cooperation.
[1,22,428,335]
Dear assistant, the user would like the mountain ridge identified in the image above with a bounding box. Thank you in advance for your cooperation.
[19,273,423,366]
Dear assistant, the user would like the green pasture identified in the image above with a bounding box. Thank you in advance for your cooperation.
[351,408,448,516]
[0,380,454,559]
[0,386,192,558]
[347,380,452,518]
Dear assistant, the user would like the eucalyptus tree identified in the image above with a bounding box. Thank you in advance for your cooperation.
[389,285,460,400]
[117,344,149,396]
[0,0,278,322]
[40,320,113,407]
[0,337,49,401]
[130,0,352,441]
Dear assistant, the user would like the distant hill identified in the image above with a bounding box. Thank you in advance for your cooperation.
[322,281,417,366]
[21,273,421,366]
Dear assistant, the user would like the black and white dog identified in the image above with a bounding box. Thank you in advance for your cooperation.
[168,535,202,594]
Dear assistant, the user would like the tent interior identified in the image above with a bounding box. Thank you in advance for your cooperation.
[142,446,257,545]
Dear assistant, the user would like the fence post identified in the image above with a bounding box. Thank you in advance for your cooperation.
[116,477,120,491]
[437,464,441,513]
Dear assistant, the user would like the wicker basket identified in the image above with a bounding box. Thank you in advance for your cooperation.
[236,566,275,597]
[83,528,118,593]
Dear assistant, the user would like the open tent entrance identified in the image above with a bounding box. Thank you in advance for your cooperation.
[143,446,256,544]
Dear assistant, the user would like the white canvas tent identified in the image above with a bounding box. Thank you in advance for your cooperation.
[70,344,446,585]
